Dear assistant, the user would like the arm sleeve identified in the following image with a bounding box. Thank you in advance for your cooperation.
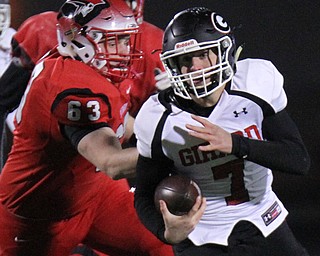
[134,155,173,244]
[231,109,310,175]
[0,61,31,112]
[62,123,109,149]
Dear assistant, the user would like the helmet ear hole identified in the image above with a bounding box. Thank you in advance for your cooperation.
[71,40,85,49]
[73,36,95,64]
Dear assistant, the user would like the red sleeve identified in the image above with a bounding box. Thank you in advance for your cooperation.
[12,11,58,70]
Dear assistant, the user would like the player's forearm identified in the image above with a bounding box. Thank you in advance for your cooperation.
[101,147,139,180]
[135,192,168,244]
[231,109,310,175]
[77,127,139,179]
[232,134,309,174]
[134,155,172,244]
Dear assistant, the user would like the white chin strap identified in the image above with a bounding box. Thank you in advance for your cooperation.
[234,45,244,63]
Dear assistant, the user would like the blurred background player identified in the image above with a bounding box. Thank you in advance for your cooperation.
[0,0,16,169]
[0,0,173,255]
[0,0,14,75]
[121,0,165,117]
[0,10,57,170]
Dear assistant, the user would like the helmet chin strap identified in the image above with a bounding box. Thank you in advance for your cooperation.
[234,44,244,63]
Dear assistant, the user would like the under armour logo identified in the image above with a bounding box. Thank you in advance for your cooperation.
[233,108,248,117]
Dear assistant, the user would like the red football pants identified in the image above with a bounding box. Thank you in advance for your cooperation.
[0,178,173,256]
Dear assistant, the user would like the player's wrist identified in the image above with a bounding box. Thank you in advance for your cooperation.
[231,133,249,158]
[164,228,186,245]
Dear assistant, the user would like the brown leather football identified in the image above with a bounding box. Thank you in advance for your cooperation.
[154,175,201,216]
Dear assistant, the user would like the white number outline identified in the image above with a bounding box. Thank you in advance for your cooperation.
[16,61,45,124]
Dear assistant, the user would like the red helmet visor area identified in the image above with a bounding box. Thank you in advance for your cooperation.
[85,28,143,82]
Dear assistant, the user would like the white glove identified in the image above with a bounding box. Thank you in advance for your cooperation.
[154,68,171,91]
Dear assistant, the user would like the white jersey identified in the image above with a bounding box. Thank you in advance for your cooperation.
[0,27,15,76]
[134,58,288,246]
[0,27,16,131]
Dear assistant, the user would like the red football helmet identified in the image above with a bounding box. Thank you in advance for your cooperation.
[57,0,143,83]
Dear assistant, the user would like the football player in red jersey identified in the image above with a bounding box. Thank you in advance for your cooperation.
[0,0,165,171]
[0,0,174,255]
[134,7,310,256]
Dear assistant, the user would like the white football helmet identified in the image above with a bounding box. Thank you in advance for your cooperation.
[57,0,142,82]
[0,0,10,35]
[160,7,236,100]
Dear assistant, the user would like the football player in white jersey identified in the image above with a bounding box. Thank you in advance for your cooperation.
[134,7,310,256]
[0,0,15,170]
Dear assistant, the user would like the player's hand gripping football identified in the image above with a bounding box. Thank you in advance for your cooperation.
[159,196,206,244]
[186,114,233,154]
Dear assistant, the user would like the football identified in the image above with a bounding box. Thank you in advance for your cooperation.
[154,175,201,216]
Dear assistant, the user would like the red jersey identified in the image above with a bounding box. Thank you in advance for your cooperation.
[0,54,130,219]
[12,11,58,70]
[121,21,164,116]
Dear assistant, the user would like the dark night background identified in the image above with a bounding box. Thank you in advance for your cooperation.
[10,0,320,255]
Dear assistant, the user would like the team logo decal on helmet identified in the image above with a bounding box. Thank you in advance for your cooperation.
[60,0,110,26]
[211,13,230,34]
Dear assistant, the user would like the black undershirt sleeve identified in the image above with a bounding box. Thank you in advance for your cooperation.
[231,109,310,175]
[0,61,31,113]
[134,155,173,244]
[62,123,109,149]
[0,62,32,171]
